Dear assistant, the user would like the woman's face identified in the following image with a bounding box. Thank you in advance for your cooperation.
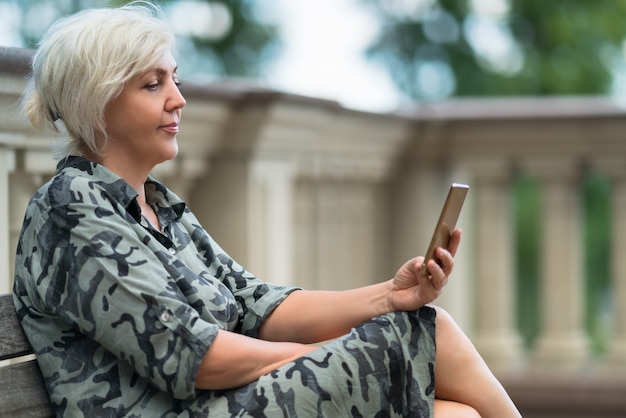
[101,50,185,170]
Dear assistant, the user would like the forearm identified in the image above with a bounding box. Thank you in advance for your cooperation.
[195,329,317,390]
[258,249,456,344]
[259,280,396,344]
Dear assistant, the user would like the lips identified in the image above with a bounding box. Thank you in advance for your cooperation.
[160,122,179,133]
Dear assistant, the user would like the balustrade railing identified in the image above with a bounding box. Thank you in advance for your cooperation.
[2,47,626,386]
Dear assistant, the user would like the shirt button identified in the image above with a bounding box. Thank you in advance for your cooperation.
[168,247,176,255]
[160,311,171,322]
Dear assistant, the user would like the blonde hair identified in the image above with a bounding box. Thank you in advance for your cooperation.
[21,1,175,159]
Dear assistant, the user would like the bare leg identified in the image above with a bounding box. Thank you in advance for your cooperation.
[434,399,481,418]
[432,306,521,418]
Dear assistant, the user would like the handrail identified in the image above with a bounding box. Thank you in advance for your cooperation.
[0,47,33,75]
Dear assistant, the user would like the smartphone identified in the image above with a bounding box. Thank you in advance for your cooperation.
[421,183,469,274]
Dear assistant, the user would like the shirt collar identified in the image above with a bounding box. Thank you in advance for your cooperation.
[56,156,186,223]
[145,180,186,223]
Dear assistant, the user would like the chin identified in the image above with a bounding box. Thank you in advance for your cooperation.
[152,148,179,168]
[163,141,179,160]
[168,145,179,160]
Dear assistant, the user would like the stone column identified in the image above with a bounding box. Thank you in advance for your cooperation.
[298,177,385,291]
[247,161,295,286]
[603,175,626,372]
[0,147,13,293]
[468,159,524,373]
[527,158,589,373]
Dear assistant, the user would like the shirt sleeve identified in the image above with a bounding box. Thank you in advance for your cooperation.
[178,210,301,338]
[19,176,217,400]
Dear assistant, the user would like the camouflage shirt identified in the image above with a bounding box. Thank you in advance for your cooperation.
[13,156,299,417]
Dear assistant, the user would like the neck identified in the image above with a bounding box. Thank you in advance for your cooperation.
[84,150,152,200]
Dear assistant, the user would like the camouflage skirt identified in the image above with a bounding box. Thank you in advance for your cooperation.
[183,307,437,418]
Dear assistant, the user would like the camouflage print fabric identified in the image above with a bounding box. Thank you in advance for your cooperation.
[13,156,436,417]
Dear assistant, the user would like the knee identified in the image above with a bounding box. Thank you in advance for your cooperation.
[431,305,477,360]
[431,305,455,328]
[432,305,469,337]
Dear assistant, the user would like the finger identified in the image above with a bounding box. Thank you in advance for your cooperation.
[417,257,436,287]
[436,247,454,276]
[426,259,448,290]
[416,256,429,277]
[446,228,462,256]
[414,256,426,271]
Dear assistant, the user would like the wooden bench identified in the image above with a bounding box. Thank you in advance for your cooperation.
[0,293,53,417]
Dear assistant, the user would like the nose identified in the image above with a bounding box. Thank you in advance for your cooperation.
[167,82,186,111]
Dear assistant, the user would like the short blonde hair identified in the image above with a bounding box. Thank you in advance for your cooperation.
[21,1,175,158]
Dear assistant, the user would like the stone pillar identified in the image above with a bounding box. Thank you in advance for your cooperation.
[527,158,589,373]
[248,161,295,286]
[297,177,385,291]
[0,147,13,293]
[603,176,626,371]
[469,159,524,373]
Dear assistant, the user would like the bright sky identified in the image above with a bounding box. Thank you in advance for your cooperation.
[265,0,404,112]
[256,0,518,112]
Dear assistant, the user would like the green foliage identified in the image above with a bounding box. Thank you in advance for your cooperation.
[583,172,611,353]
[162,0,279,77]
[513,175,540,348]
[9,0,109,48]
[363,0,626,100]
[7,0,277,78]
[506,1,626,95]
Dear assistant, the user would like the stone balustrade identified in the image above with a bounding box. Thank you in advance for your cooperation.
[3,47,626,395]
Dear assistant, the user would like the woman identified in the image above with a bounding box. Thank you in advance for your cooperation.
[13,2,521,417]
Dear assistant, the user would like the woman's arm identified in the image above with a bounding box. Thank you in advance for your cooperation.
[194,329,317,390]
[195,230,461,390]
[258,280,395,344]
[259,230,462,344]
[194,279,409,389]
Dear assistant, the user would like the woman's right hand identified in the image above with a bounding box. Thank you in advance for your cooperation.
[387,229,462,312]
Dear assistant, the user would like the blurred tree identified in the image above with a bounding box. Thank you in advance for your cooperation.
[6,0,107,48]
[154,0,279,78]
[363,0,626,101]
[5,0,278,79]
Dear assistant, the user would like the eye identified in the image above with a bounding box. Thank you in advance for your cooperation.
[145,82,159,91]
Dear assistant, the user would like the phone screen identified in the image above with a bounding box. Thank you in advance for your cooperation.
[421,183,469,274]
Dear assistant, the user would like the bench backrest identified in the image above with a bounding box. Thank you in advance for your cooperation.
[0,293,53,417]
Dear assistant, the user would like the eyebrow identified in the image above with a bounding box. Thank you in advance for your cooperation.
[152,66,179,76]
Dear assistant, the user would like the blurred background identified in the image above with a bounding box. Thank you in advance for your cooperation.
[2,1,626,415]
[5,0,626,110]
[4,0,618,352]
